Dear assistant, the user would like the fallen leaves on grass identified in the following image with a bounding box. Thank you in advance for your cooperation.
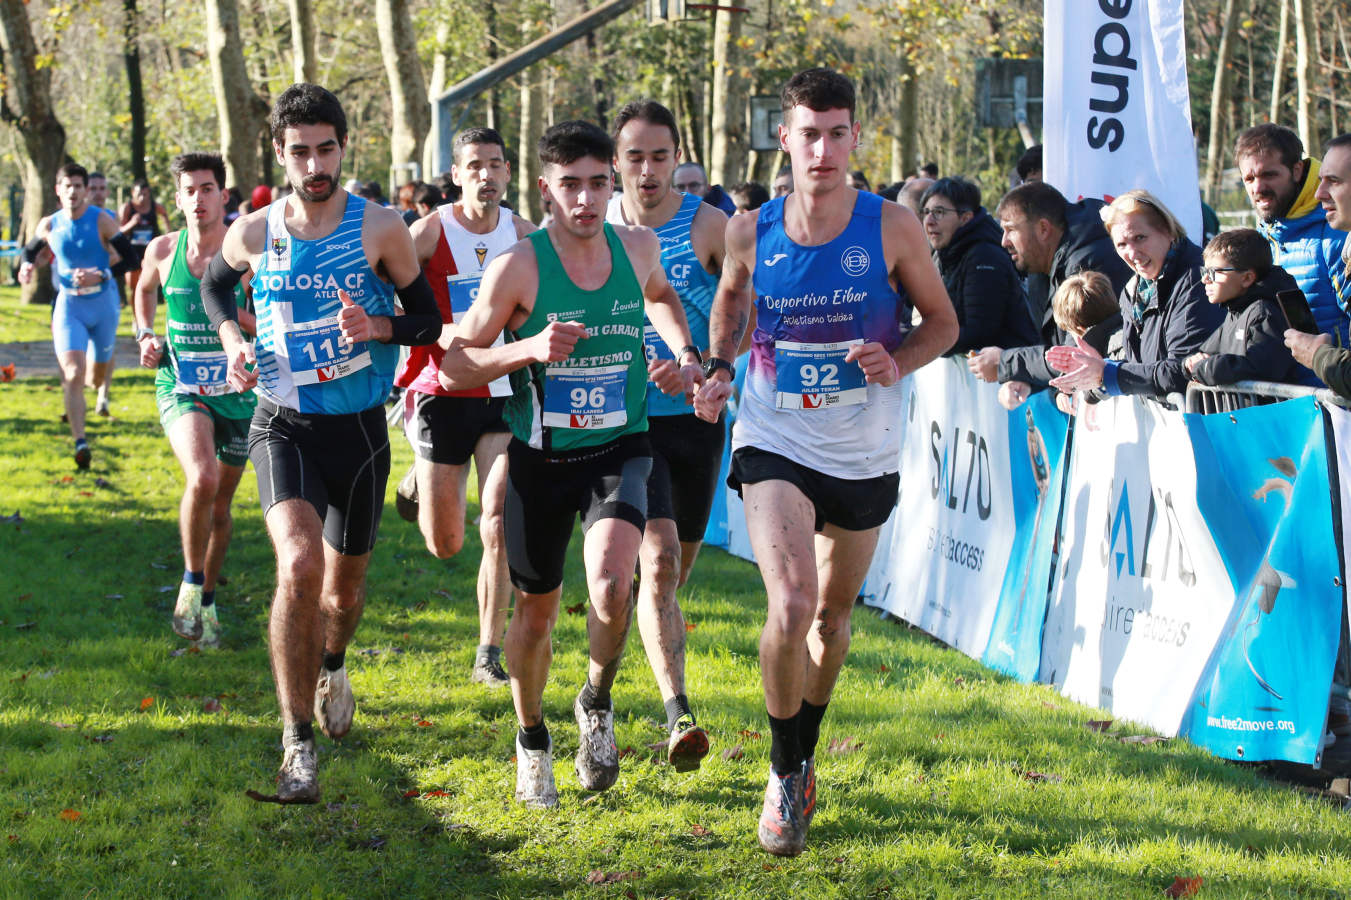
[1085,719,1113,733]
[414,719,432,727]
[828,737,862,755]
[93,478,112,489]
[170,647,200,657]
[403,789,420,799]
[1118,735,1168,746]
[139,697,155,711]
[87,734,113,743]
[1164,876,1203,897]
[738,729,761,740]
[877,663,890,673]
[565,603,586,615]
[1020,771,1063,784]
[58,809,82,822]
[584,870,641,885]
[721,745,744,761]
[1,363,15,382]
[685,621,697,632]
[618,746,635,759]
[202,698,221,713]
[690,824,711,837]
[1,511,22,524]
[50,722,75,729]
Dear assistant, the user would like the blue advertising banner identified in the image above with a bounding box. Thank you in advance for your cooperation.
[1178,397,1342,765]
[983,392,1071,681]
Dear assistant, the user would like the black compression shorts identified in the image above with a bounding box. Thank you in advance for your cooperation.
[645,411,725,543]
[249,399,391,555]
[402,390,509,466]
[728,445,898,533]
[504,433,652,594]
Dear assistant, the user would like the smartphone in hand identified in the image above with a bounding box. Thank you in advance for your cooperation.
[1276,289,1319,335]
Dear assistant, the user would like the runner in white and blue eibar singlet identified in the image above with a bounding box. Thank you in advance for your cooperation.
[201,84,440,805]
[606,99,730,773]
[693,68,958,858]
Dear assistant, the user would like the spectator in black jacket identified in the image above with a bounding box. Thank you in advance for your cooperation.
[922,177,1038,355]
[1185,229,1314,387]
[969,182,1131,388]
[1046,190,1223,400]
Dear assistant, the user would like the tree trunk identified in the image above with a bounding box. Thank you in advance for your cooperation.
[123,0,147,183]
[1271,0,1289,124]
[518,66,546,222]
[485,3,500,131]
[423,19,450,180]
[1293,0,1319,152]
[890,135,904,185]
[0,0,65,304]
[375,0,430,178]
[205,0,269,192]
[286,0,317,84]
[897,57,918,180]
[708,5,747,187]
[1204,0,1239,204]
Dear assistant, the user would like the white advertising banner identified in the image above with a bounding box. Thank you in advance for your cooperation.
[1331,405,1351,633]
[1043,0,1202,236]
[1039,396,1231,735]
[870,359,1017,658]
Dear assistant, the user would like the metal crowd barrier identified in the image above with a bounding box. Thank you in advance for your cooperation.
[1185,379,1350,414]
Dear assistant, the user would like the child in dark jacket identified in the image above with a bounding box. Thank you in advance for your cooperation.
[1185,229,1316,387]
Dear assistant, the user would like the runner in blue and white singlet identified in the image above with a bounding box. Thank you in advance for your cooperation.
[251,194,398,414]
[733,190,910,479]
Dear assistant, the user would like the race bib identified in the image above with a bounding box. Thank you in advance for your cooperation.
[642,323,676,384]
[284,317,371,386]
[774,340,867,410]
[174,350,231,396]
[542,363,627,429]
[447,274,480,321]
[131,227,154,246]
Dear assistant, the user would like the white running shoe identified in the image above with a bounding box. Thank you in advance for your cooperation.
[172,582,203,640]
[277,738,319,803]
[196,604,222,650]
[515,733,558,809]
[314,665,355,740]
[573,690,619,791]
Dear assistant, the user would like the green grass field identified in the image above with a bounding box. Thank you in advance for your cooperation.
[1,296,1350,897]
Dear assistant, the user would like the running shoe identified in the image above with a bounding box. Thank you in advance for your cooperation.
[74,439,91,471]
[757,766,808,857]
[801,757,817,831]
[276,738,319,803]
[314,664,355,740]
[196,604,222,650]
[172,582,204,640]
[573,689,620,791]
[515,732,558,809]
[667,714,709,772]
[395,465,418,522]
[471,656,510,688]
[95,394,111,417]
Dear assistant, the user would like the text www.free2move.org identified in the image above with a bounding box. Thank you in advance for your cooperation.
[1206,715,1296,734]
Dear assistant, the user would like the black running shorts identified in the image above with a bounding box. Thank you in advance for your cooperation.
[645,411,725,543]
[403,391,509,466]
[505,433,652,594]
[249,399,391,555]
[728,445,898,533]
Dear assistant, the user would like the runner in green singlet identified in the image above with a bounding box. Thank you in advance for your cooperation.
[439,121,702,808]
[134,153,256,649]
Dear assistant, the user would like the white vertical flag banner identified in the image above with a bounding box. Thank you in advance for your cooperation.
[1043,0,1203,237]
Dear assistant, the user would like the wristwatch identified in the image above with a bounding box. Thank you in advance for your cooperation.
[679,345,703,366]
[702,356,734,380]
[135,327,155,341]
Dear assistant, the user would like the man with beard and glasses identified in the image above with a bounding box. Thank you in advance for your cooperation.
[201,83,440,803]
[605,99,730,772]
[439,120,701,809]
[393,127,537,688]
[132,152,256,650]
[1236,123,1349,344]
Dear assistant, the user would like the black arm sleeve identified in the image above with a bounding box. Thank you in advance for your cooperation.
[108,232,136,277]
[201,252,245,333]
[20,236,47,265]
[388,272,441,346]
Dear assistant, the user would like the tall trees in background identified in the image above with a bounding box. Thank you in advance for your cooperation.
[205,0,269,191]
[376,0,429,176]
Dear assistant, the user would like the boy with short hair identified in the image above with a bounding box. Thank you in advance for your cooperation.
[1184,228,1313,386]
[1000,271,1121,410]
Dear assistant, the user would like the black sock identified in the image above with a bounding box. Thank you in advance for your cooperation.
[768,711,803,775]
[578,679,611,712]
[283,721,314,745]
[201,590,215,608]
[518,721,550,751]
[798,699,829,761]
[183,570,205,586]
[322,650,345,672]
[476,644,500,665]
[664,693,693,731]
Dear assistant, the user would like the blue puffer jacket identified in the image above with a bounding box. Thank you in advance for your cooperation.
[1257,157,1350,344]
